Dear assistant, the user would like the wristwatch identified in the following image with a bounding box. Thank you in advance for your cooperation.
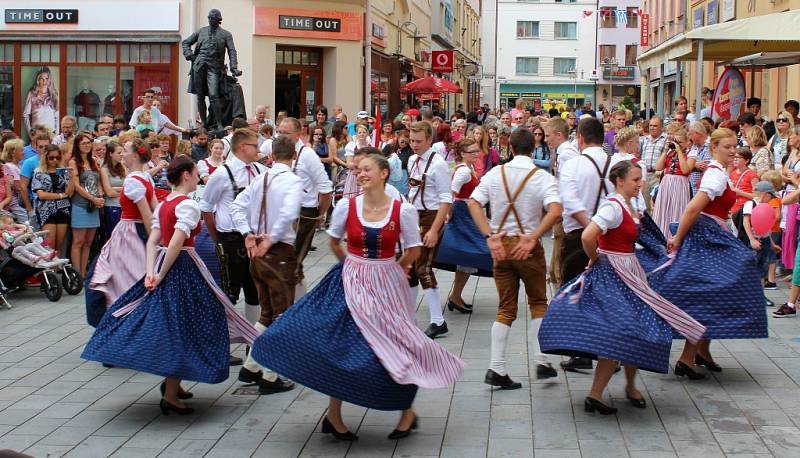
[243,231,254,238]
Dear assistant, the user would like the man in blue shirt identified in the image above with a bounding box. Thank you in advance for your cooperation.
[23,125,49,161]
[19,134,51,224]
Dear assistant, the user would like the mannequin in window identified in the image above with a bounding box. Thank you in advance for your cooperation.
[74,80,100,132]
[102,84,116,116]
[23,66,59,136]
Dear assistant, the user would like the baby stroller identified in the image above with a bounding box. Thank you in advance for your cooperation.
[0,229,82,304]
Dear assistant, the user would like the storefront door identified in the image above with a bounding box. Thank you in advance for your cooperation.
[275,47,322,122]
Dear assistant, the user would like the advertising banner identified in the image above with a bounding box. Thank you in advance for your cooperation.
[710,67,746,122]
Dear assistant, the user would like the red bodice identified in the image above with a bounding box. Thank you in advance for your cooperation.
[702,165,737,219]
[158,195,201,247]
[597,198,638,253]
[454,164,479,199]
[120,175,154,220]
[346,198,402,259]
[203,158,218,176]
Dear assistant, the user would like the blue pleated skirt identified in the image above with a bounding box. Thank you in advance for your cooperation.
[539,256,674,373]
[435,200,494,276]
[81,252,231,383]
[649,215,768,339]
[635,212,671,274]
[195,225,222,286]
[250,262,418,411]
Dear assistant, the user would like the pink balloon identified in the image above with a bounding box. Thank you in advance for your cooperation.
[750,203,775,237]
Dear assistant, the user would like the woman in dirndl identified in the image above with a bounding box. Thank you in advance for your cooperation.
[250,154,464,440]
[539,161,706,414]
[82,157,258,415]
[653,125,692,238]
[86,138,157,325]
[651,128,768,379]
[435,138,493,313]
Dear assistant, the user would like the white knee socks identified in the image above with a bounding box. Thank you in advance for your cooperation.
[425,288,444,325]
[530,318,549,365]
[243,323,278,381]
[489,322,511,375]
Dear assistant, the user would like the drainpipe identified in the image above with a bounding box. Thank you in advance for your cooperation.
[188,0,197,126]
[365,5,372,113]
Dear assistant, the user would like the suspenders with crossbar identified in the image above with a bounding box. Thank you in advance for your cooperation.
[410,154,435,210]
[257,171,287,235]
[496,165,539,235]
[580,153,612,215]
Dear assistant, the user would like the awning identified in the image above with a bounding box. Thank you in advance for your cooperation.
[722,52,800,69]
[637,10,800,69]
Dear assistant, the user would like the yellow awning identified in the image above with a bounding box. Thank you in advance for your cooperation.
[638,10,800,69]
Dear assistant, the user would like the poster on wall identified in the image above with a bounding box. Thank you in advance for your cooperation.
[21,66,60,142]
[132,68,173,120]
[710,67,746,122]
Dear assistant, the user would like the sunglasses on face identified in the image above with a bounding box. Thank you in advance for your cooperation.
[777,118,789,123]
[47,155,61,161]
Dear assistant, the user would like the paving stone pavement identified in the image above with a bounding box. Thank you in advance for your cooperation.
[1,233,800,457]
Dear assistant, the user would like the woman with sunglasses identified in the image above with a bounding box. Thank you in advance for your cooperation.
[769,111,795,166]
[378,121,395,150]
[531,126,551,173]
[31,144,74,253]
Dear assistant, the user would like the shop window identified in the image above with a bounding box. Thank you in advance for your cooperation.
[0,65,13,131]
[21,44,59,63]
[554,58,576,76]
[0,44,12,62]
[120,66,173,124]
[276,50,284,65]
[554,22,577,39]
[515,57,539,75]
[67,67,116,131]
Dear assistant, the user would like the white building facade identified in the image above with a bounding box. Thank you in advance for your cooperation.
[483,0,599,112]
[596,1,643,111]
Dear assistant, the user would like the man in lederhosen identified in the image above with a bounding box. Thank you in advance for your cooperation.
[407,122,452,339]
[230,135,301,394]
[469,128,563,389]
[557,117,620,371]
[200,128,265,366]
[275,117,332,292]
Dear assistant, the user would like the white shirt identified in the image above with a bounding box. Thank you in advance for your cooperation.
[123,171,155,203]
[559,146,618,233]
[128,106,162,130]
[199,154,266,232]
[407,148,453,211]
[230,162,303,245]
[326,196,422,249]
[345,141,369,157]
[591,193,639,234]
[555,141,580,177]
[292,140,333,208]
[698,159,730,200]
[432,142,450,161]
[153,196,201,237]
[258,138,273,158]
[451,164,474,195]
[470,155,561,235]
[613,152,648,211]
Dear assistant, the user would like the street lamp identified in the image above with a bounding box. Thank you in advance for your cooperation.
[568,68,577,110]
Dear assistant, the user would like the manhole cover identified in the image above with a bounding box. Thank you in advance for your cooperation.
[232,387,261,395]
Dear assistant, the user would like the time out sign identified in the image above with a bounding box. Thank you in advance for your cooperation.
[5,9,79,24]
[278,15,341,32]
[255,7,363,41]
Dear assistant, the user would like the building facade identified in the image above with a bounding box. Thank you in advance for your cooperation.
[596,1,643,111]
[488,0,598,113]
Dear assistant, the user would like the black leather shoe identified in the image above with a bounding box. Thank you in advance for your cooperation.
[674,361,705,380]
[238,367,263,384]
[626,392,646,408]
[321,416,358,441]
[446,300,473,314]
[424,322,448,339]
[560,357,593,372]
[536,363,558,380]
[484,369,522,390]
[257,376,296,395]
[160,398,194,415]
[229,355,243,366]
[584,397,617,415]
[388,415,418,439]
[160,382,193,400]
[695,355,722,372]
[309,245,318,252]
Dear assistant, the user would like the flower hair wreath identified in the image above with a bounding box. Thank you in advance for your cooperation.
[137,146,147,155]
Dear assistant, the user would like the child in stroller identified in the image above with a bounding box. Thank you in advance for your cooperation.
[0,214,68,269]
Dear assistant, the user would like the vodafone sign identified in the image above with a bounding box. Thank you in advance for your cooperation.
[432,50,454,73]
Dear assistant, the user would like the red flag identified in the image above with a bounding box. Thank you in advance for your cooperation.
[373,105,381,148]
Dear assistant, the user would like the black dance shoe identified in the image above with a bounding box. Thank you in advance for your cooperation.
[159,399,194,416]
[321,416,358,441]
[238,367,263,384]
[584,397,617,415]
[447,300,473,314]
[229,355,243,366]
[424,322,449,339]
[257,376,296,395]
[160,382,193,400]
[695,355,722,372]
[536,363,558,380]
[626,392,647,408]
[560,357,593,372]
[388,415,418,440]
[484,369,522,390]
[674,361,705,380]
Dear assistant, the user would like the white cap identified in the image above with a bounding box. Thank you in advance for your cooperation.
[357,111,369,119]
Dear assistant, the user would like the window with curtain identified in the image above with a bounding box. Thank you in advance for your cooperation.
[516,21,539,38]
[554,22,577,39]
[599,45,616,64]
[600,8,616,28]
[554,58,576,76]
[627,7,639,28]
[625,45,638,66]
[516,57,539,75]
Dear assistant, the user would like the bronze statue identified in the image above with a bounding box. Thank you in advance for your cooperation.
[182,9,241,131]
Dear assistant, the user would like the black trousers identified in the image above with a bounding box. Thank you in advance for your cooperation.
[560,229,589,286]
[216,231,259,306]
